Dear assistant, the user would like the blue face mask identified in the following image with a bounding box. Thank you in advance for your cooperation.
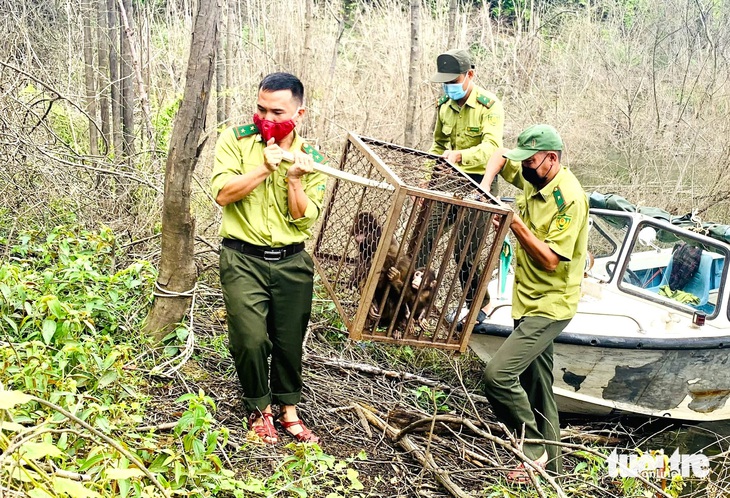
[443,81,467,101]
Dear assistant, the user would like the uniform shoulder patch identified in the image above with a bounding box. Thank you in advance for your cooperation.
[552,187,566,213]
[233,124,259,140]
[437,95,449,107]
[476,94,494,108]
[301,143,329,164]
[555,213,572,231]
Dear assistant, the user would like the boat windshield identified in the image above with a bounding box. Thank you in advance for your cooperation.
[585,211,632,282]
[618,220,728,318]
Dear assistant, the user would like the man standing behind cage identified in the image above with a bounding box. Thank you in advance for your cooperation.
[478,125,588,480]
[210,72,327,445]
[417,48,504,324]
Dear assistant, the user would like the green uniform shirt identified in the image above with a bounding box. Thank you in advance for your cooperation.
[429,84,504,175]
[210,126,328,246]
[500,160,588,320]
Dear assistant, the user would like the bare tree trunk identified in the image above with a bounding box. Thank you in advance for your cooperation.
[107,0,123,159]
[97,0,110,155]
[143,0,219,340]
[302,0,314,80]
[404,0,421,147]
[117,0,155,149]
[82,0,99,156]
[447,0,458,48]
[225,0,234,118]
[120,0,135,160]
[317,0,352,140]
[216,6,226,130]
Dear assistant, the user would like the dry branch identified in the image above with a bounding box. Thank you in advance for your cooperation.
[356,403,474,498]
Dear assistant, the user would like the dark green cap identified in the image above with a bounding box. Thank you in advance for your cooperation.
[503,124,563,162]
[430,49,474,83]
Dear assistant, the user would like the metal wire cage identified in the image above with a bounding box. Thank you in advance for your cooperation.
[313,133,512,352]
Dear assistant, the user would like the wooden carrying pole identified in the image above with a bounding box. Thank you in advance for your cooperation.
[281,151,395,191]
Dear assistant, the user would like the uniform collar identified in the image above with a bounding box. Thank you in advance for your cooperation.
[448,85,480,110]
[527,166,567,201]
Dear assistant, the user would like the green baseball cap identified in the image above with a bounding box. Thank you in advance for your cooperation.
[503,124,563,162]
[430,49,474,83]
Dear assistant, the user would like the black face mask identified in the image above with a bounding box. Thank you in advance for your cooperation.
[521,154,552,186]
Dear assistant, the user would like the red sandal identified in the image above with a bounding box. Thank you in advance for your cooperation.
[276,415,320,444]
[506,459,547,484]
[248,411,278,445]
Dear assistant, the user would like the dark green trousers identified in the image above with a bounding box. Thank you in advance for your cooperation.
[219,246,314,413]
[483,316,570,473]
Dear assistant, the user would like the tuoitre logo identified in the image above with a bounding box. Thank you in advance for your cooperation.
[607,449,710,479]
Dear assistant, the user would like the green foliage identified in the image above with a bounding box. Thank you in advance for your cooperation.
[0,224,375,497]
[0,224,154,348]
[240,445,368,497]
[412,385,450,413]
[152,96,182,153]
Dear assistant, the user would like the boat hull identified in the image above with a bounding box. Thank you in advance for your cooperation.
[469,331,730,422]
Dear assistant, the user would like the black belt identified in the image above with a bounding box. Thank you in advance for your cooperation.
[222,238,305,262]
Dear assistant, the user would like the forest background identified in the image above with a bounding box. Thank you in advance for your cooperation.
[2,0,730,497]
[2,0,730,247]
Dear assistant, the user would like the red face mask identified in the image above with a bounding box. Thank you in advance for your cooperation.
[253,112,298,143]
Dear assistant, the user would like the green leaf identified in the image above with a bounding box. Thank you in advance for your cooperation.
[28,489,54,498]
[78,453,107,471]
[105,468,145,479]
[20,442,65,460]
[0,390,32,409]
[46,297,65,319]
[119,476,131,498]
[97,370,118,388]
[52,477,102,498]
[0,421,26,432]
[42,319,57,344]
[2,315,18,334]
[346,468,364,490]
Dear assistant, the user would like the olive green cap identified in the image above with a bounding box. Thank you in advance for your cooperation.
[430,49,474,83]
[503,124,563,162]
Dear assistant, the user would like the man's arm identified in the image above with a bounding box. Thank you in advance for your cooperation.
[286,151,314,219]
[213,136,282,206]
[428,107,448,156]
[478,147,509,192]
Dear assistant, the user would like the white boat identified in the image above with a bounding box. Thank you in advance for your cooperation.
[470,204,730,421]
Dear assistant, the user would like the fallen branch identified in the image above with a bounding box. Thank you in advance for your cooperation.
[307,354,489,403]
[350,402,373,439]
[355,403,473,498]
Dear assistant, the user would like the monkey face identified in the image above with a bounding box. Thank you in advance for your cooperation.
[412,270,423,289]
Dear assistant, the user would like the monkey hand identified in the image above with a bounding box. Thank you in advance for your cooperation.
[368,303,381,320]
[387,267,401,282]
[263,138,283,171]
[286,151,314,179]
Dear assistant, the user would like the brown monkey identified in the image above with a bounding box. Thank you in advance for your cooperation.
[349,211,400,322]
[384,263,437,337]
[351,211,436,335]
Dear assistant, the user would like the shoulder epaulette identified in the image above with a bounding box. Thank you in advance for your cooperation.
[437,95,449,107]
[552,187,567,213]
[301,143,328,164]
[476,95,494,109]
[232,124,259,140]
